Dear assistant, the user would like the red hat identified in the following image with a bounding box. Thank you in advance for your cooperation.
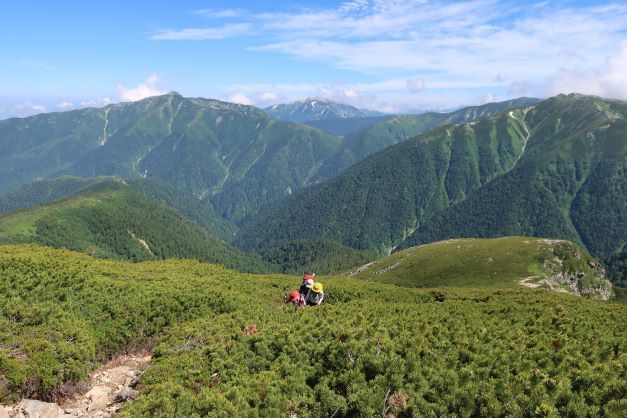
[285,290,300,303]
[304,273,315,280]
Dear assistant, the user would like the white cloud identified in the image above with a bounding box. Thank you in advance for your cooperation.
[151,23,251,40]
[483,92,497,103]
[80,97,113,107]
[406,79,426,93]
[4,101,47,117]
[193,9,243,18]
[219,1,627,95]
[226,92,256,106]
[117,74,165,102]
[543,40,627,99]
[56,101,74,109]
[507,81,529,96]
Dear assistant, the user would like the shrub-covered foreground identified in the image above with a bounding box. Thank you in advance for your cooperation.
[0,245,625,416]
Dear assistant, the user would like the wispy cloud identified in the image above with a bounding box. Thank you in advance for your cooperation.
[543,40,627,99]
[193,9,244,19]
[117,74,165,101]
[152,1,627,103]
[4,101,47,118]
[56,101,74,109]
[151,23,252,40]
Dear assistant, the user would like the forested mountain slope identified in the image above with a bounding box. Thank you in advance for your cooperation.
[0,181,270,272]
[401,94,627,259]
[239,94,626,265]
[0,95,538,226]
[316,97,540,179]
[0,93,341,222]
[0,176,237,242]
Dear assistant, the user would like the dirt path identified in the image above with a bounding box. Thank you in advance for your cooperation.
[1,354,150,418]
[518,276,543,288]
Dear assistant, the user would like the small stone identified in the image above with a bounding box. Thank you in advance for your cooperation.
[19,399,62,418]
[0,405,10,418]
[113,388,139,403]
[85,386,111,401]
[87,393,112,412]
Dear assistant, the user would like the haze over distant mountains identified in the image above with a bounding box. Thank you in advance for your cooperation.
[263,97,384,123]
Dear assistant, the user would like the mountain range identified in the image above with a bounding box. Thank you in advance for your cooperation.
[240,94,626,266]
[0,93,624,285]
[263,97,384,123]
[0,94,540,224]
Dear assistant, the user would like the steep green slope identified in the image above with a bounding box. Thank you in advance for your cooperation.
[0,95,539,225]
[0,245,624,416]
[0,177,237,242]
[0,177,95,215]
[350,237,612,298]
[240,95,626,266]
[240,112,528,253]
[0,93,341,222]
[0,183,269,272]
[403,94,627,260]
[316,97,540,179]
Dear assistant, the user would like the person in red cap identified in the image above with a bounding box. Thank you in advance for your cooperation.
[285,289,306,307]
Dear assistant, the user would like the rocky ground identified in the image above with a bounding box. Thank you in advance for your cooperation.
[1,354,150,418]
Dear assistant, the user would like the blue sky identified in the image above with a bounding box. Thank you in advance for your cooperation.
[2,0,627,118]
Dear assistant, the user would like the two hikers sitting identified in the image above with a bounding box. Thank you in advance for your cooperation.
[285,273,324,307]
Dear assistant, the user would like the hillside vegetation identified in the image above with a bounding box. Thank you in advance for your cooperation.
[0,245,625,416]
[262,239,377,274]
[240,95,626,270]
[0,176,237,242]
[0,182,269,273]
[0,94,539,224]
[0,93,341,222]
[350,237,612,299]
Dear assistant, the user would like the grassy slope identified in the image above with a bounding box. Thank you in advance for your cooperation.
[0,184,270,273]
[0,177,238,242]
[0,245,625,416]
[350,237,610,292]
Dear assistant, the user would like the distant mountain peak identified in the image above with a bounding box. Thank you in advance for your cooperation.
[264,97,383,123]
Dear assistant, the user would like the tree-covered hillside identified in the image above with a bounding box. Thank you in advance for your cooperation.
[315,97,540,179]
[0,182,270,273]
[262,239,377,274]
[239,111,529,253]
[0,176,238,242]
[401,94,627,260]
[0,245,624,416]
[239,95,626,270]
[0,93,341,223]
[0,94,539,226]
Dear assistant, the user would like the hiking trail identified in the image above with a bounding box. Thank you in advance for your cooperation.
[0,353,151,418]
